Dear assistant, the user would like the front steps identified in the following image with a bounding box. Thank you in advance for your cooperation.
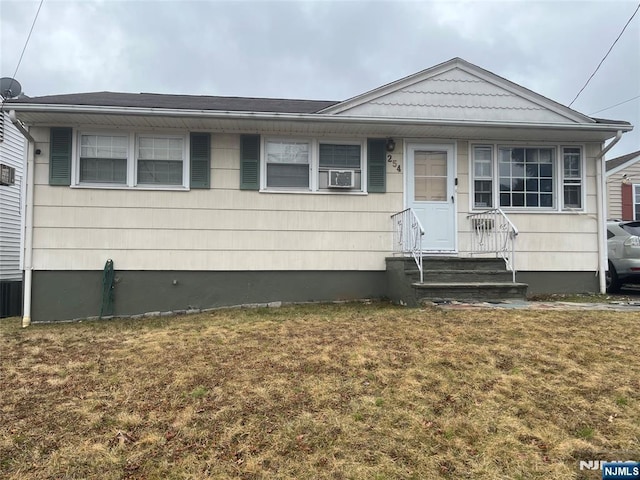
[386,256,528,306]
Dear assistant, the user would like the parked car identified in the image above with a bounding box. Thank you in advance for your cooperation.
[606,220,640,292]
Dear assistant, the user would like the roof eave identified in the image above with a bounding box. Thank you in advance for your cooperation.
[7,103,633,133]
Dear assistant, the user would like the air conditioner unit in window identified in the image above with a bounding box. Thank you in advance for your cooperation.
[328,169,354,188]
[0,163,15,186]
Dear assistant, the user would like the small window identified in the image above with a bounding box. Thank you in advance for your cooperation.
[79,134,128,184]
[472,146,493,208]
[562,147,582,209]
[0,163,15,185]
[265,139,310,189]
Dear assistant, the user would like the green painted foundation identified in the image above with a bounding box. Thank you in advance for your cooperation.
[30,268,601,322]
[516,271,600,295]
[31,270,387,322]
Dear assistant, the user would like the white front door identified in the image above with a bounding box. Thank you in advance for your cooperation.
[407,143,456,252]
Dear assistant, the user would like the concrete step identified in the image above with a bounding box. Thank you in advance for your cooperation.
[412,281,529,303]
[406,269,513,283]
[387,256,507,272]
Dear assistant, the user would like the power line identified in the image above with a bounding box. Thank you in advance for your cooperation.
[589,94,640,115]
[568,2,640,108]
[1,0,45,109]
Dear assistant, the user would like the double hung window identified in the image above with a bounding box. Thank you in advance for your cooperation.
[137,136,185,185]
[318,143,362,190]
[562,147,582,209]
[265,139,310,189]
[473,146,493,208]
[79,134,128,184]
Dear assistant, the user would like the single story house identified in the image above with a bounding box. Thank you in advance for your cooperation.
[606,150,640,220]
[5,58,633,324]
[0,110,25,317]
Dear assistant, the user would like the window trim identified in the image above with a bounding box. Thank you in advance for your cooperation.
[633,184,640,221]
[71,129,190,190]
[260,136,367,194]
[469,142,586,213]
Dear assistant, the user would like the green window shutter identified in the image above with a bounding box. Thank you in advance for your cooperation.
[240,134,260,190]
[49,127,72,186]
[190,132,211,189]
[367,138,386,193]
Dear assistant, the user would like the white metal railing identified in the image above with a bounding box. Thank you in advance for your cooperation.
[467,208,518,282]
[391,208,425,283]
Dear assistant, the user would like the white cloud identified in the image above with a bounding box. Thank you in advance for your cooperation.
[1,0,638,157]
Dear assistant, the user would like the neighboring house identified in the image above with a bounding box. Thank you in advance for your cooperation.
[0,110,25,317]
[606,150,640,220]
[5,58,634,322]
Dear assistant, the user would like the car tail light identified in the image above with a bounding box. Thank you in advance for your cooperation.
[624,236,640,246]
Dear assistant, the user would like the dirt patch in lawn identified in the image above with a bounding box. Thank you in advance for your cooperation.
[1,303,639,479]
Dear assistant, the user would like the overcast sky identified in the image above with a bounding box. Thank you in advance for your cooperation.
[1,0,639,158]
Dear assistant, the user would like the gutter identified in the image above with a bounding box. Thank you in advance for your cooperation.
[6,103,634,133]
[9,110,34,327]
[595,130,623,294]
[8,110,35,142]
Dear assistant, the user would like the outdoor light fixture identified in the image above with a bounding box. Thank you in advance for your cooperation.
[386,138,396,152]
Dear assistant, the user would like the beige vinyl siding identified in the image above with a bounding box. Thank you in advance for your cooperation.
[29,125,604,274]
[607,161,640,220]
[0,113,25,281]
[30,128,403,271]
[458,142,602,271]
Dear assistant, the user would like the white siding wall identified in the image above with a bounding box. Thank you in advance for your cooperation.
[457,142,602,271]
[607,162,640,220]
[28,125,604,274]
[30,128,403,271]
[0,113,25,281]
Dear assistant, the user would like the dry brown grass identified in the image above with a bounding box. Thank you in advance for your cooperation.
[1,303,639,479]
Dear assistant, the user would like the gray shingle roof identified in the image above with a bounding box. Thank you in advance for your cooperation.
[6,91,339,114]
[606,149,640,172]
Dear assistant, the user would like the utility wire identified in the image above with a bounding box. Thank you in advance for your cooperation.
[589,94,640,115]
[568,2,640,108]
[1,0,45,109]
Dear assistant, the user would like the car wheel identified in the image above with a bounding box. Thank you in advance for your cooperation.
[606,262,622,293]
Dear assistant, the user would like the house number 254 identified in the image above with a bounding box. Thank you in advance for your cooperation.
[387,154,401,172]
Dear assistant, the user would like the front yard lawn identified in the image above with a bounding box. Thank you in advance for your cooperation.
[1,303,638,479]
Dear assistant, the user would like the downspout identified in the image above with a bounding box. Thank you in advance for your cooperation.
[596,130,623,293]
[9,110,35,327]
